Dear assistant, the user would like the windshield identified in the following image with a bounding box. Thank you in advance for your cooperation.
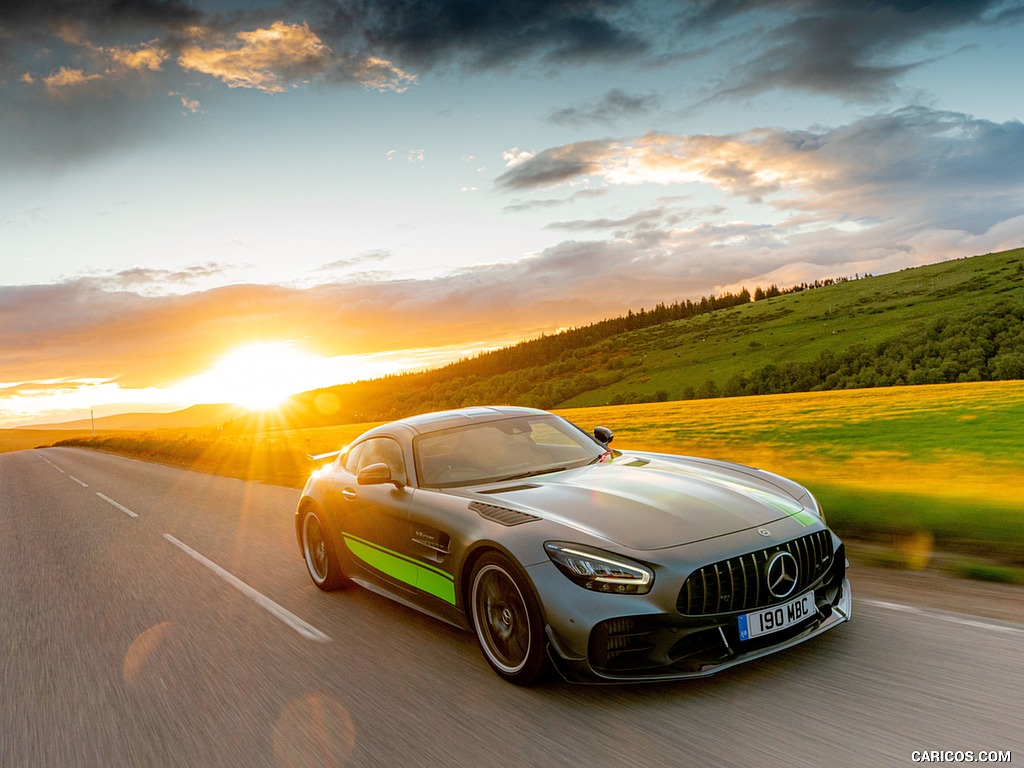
[414,414,605,488]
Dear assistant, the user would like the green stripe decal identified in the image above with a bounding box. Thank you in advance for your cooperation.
[755,494,817,527]
[789,509,818,528]
[343,534,456,605]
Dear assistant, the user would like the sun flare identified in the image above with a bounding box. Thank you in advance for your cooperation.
[183,342,325,410]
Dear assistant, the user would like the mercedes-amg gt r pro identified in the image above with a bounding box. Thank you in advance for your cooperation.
[295,406,851,684]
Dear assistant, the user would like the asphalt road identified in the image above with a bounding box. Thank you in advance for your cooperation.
[2,447,1021,768]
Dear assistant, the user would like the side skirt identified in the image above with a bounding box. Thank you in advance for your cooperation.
[349,577,471,632]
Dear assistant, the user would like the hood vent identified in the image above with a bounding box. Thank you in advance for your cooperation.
[478,484,538,494]
[469,501,540,527]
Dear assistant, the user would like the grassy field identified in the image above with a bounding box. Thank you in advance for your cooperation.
[560,381,1024,571]
[13,380,1023,576]
[562,248,1024,406]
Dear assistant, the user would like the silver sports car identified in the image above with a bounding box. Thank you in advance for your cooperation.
[295,406,851,684]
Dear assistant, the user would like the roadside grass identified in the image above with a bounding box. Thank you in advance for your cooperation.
[34,381,1024,575]
[41,422,378,488]
[0,429,102,453]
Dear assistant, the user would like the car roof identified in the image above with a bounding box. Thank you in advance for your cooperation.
[390,405,549,435]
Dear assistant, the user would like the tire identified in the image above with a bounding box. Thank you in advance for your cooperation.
[469,552,550,685]
[301,506,346,591]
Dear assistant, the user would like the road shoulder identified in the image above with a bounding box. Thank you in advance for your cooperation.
[850,559,1024,625]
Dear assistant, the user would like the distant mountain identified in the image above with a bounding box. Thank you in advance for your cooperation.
[26,403,249,431]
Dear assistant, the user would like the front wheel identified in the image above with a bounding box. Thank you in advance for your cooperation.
[301,506,346,591]
[469,553,550,685]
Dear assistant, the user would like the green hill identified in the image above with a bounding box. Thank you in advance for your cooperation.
[229,247,1024,431]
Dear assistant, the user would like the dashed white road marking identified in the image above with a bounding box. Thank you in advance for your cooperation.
[96,492,139,518]
[860,597,1024,636]
[68,475,89,487]
[37,454,66,473]
[163,534,331,644]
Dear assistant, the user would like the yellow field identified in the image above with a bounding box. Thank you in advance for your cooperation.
[0,429,101,454]
[560,381,1024,506]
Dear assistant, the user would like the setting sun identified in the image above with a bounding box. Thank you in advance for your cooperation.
[180,342,326,410]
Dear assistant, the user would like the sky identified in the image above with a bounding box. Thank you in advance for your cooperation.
[2,0,1024,426]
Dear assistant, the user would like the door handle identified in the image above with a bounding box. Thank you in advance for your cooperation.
[341,488,357,500]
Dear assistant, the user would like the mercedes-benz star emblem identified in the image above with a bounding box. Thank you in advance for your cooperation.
[766,551,799,599]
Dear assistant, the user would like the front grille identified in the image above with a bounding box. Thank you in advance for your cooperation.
[678,530,833,616]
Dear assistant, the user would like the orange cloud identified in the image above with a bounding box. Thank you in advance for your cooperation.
[178,21,331,93]
[109,45,168,72]
[176,21,417,94]
[30,41,168,97]
[498,131,834,200]
[43,66,103,92]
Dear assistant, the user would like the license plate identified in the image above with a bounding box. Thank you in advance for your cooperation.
[738,592,816,641]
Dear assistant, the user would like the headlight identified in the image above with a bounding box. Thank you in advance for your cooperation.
[544,542,654,594]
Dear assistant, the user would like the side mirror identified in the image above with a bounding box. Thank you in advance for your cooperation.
[358,462,399,486]
[594,426,614,445]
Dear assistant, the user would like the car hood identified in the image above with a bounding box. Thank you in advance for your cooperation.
[470,454,818,550]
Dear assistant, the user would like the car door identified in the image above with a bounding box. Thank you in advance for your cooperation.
[399,489,464,616]
[330,436,415,593]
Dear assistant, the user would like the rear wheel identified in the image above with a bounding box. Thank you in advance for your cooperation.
[301,507,346,591]
[469,553,549,685]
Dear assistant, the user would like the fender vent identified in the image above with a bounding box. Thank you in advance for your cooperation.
[468,501,540,526]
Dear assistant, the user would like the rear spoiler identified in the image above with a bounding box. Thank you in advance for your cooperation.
[306,449,343,463]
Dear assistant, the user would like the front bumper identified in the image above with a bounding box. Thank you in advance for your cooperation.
[539,556,852,684]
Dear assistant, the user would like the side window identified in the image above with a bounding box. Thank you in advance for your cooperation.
[356,437,408,486]
[342,443,365,475]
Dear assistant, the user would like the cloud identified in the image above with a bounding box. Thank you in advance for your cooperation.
[334,0,651,71]
[490,106,1024,299]
[42,66,105,91]
[0,276,551,391]
[346,54,417,91]
[680,0,1024,102]
[176,21,416,94]
[109,44,168,72]
[497,108,1024,225]
[177,21,332,93]
[546,207,676,233]
[101,263,237,289]
[6,0,1019,171]
[7,1,1020,105]
[316,251,393,273]
[497,140,621,190]
[4,244,724,394]
[548,88,660,126]
[1,6,418,168]
[175,19,415,94]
